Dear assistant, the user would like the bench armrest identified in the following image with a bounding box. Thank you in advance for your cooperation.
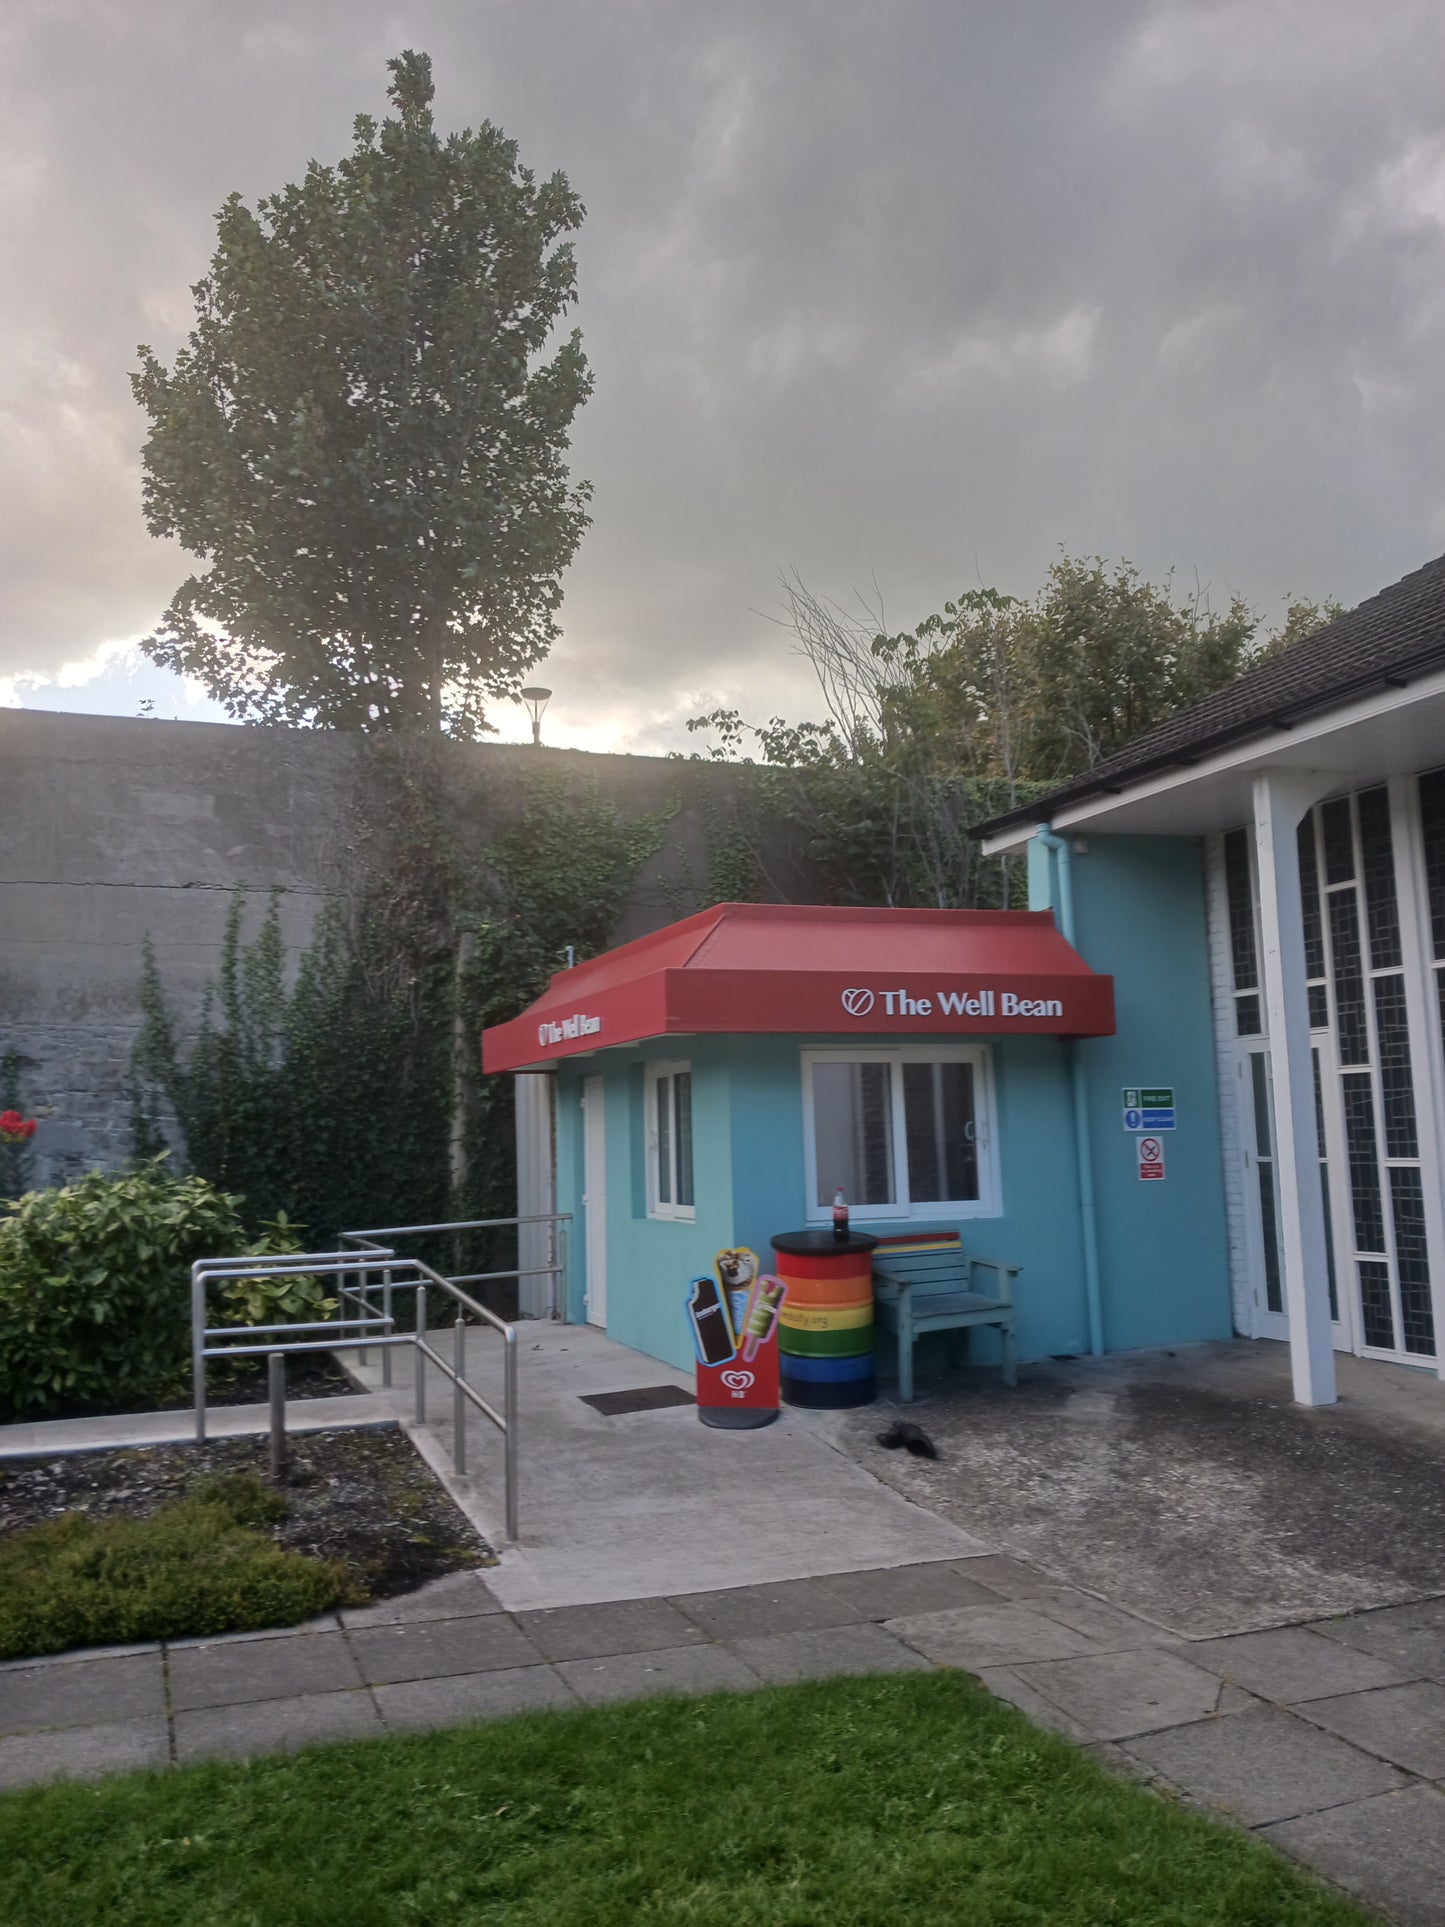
[966,1258,1021,1304]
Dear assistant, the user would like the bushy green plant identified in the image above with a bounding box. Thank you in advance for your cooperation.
[213,1212,335,1329]
[0,1475,357,1659]
[0,1159,247,1420]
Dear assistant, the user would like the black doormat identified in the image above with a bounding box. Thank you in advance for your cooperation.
[580,1384,696,1416]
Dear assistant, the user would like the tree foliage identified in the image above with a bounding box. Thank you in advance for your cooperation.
[691,557,1345,909]
[132,50,592,736]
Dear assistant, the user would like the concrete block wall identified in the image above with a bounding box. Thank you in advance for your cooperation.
[0,709,796,1190]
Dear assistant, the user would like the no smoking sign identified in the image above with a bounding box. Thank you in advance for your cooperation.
[1137,1136,1166,1182]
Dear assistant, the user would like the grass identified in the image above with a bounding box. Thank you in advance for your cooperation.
[0,1672,1369,1926]
[0,1474,357,1660]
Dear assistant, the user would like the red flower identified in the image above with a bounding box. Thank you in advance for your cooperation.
[0,1110,36,1143]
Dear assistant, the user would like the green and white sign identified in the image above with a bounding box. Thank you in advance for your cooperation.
[1123,1087,1176,1131]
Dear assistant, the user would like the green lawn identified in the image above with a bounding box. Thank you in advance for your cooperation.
[0,1672,1368,1926]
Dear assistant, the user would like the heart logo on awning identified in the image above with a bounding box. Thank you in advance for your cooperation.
[841,987,875,1017]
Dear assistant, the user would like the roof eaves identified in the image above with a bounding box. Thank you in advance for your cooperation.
[969,638,1445,841]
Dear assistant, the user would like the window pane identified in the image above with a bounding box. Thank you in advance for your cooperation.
[656,1075,671,1205]
[1223,829,1258,992]
[1321,797,1354,884]
[1329,893,1368,1065]
[1313,1050,1338,1322]
[1341,1073,1384,1253]
[1357,787,1402,970]
[1419,768,1445,960]
[812,1061,896,1207]
[1391,1168,1435,1357]
[903,1061,978,1202]
[1236,992,1261,1037]
[1359,1259,1395,1350]
[674,1072,694,1208]
[1372,975,1417,1158]
[1298,816,1325,980]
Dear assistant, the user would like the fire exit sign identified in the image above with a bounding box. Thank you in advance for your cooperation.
[1123,1087,1176,1131]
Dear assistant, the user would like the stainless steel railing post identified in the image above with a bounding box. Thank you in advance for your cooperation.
[414,1283,427,1424]
[192,1264,207,1444]
[504,1327,518,1542]
[268,1351,287,1481]
[453,1316,466,1476]
[381,1267,393,1388]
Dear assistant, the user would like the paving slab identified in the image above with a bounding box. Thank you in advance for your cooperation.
[1027,1589,1168,1649]
[817,1561,1003,1619]
[556,1643,761,1705]
[727,1622,933,1685]
[175,1688,382,1763]
[1261,1784,1445,1927]
[976,1666,1092,1741]
[0,1651,165,1736]
[0,1717,170,1789]
[1182,1624,1415,1703]
[884,1603,1106,1670]
[1306,1601,1445,1681]
[349,1614,542,1686]
[1123,1704,1410,1827]
[670,1578,867,1642]
[338,1571,504,1628]
[1012,1646,1236,1741]
[947,1554,1061,1598]
[0,1396,392,1457]
[168,1630,363,1711]
[1296,1680,1445,1780]
[515,1596,705,1662]
[374,1665,576,1731]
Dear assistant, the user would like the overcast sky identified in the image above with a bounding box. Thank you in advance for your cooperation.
[4,1,1445,750]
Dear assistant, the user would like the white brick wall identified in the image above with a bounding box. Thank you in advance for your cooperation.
[1204,833,1254,1335]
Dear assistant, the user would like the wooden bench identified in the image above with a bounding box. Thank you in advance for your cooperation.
[871,1233,1020,1403]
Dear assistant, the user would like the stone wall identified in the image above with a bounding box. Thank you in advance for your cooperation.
[0,709,791,1187]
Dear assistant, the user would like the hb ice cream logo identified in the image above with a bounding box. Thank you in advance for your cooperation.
[687,1249,788,1428]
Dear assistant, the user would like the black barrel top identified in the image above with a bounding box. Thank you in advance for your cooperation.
[770,1229,880,1257]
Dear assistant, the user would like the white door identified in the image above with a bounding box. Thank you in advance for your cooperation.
[582,1077,607,1327]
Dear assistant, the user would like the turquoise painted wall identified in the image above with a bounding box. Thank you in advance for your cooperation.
[557,1029,1094,1374]
[557,1040,737,1372]
[550,842,1231,1373]
[1030,833,1233,1350]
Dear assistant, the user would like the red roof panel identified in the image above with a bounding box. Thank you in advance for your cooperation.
[481,903,1114,1073]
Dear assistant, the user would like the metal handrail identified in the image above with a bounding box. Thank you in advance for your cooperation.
[188,1220,567,1546]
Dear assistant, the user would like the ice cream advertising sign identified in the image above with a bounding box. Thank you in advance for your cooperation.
[686,1248,788,1430]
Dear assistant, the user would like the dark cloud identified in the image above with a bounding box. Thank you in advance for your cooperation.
[4,1,1445,746]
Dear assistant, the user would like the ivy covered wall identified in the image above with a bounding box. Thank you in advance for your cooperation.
[0,712,801,1232]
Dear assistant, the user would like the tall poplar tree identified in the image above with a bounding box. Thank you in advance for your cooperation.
[132,51,592,735]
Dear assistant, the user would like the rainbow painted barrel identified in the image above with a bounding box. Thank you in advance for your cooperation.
[771,1230,878,1409]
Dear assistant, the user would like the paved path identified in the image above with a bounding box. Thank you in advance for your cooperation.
[4,1552,1445,1923]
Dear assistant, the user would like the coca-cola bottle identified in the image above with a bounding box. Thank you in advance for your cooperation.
[832,1188,850,1241]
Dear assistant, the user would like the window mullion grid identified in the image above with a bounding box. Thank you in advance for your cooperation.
[1352,796,1408,1355]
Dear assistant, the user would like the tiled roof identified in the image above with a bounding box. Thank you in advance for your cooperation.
[972,551,1445,839]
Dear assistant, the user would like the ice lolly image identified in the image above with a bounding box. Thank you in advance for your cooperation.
[741,1274,787,1361]
[687,1273,737,1365]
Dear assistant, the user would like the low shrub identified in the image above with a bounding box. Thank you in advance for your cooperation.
[0,1159,249,1419]
[0,1473,358,1660]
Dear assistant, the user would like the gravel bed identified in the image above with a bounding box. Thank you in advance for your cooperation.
[0,1423,494,1597]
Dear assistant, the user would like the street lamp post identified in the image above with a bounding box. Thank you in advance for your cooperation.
[519,686,552,747]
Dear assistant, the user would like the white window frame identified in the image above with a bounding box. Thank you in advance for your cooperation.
[645,1058,695,1223]
[800,1043,999,1223]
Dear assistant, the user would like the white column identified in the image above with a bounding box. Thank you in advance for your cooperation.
[1252,771,1337,1406]
[514,1072,557,1318]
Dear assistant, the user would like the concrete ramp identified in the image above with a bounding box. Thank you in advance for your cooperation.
[379,1323,987,1611]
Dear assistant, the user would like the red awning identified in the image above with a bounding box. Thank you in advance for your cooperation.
[482,903,1115,1074]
